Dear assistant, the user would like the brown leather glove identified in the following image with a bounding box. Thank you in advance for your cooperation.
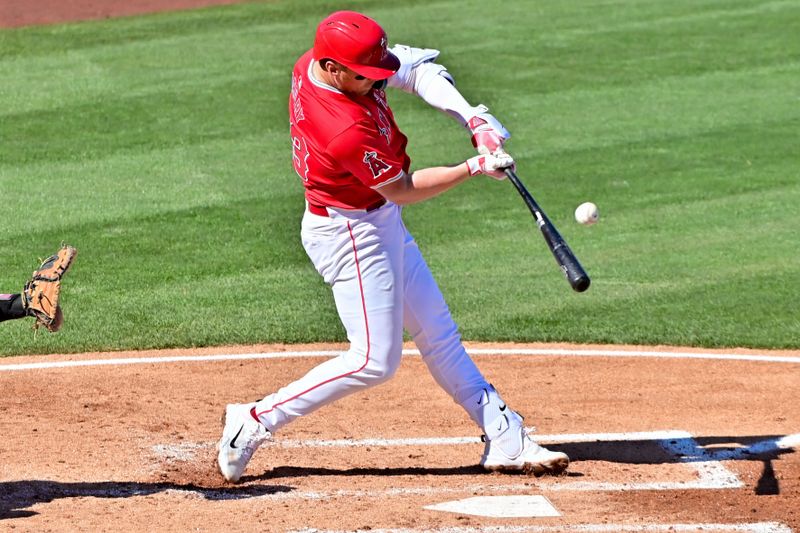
[22,245,77,332]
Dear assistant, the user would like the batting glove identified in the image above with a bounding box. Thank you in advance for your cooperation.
[467,105,510,155]
[466,151,515,180]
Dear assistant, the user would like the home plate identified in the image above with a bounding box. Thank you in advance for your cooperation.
[424,495,560,517]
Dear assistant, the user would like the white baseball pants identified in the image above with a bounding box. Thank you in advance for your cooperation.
[253,201,491,432]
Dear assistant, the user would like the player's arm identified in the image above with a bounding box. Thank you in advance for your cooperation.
[328,124,514,206]
[377,153,514,206]
[386,44,510,155]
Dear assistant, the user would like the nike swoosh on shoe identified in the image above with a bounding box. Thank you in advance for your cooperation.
[229,425,244,449]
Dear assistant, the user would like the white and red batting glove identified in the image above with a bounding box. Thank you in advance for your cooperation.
[466,105,510,155]
[466,151,515,180]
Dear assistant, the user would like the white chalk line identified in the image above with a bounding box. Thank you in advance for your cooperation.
[153,430,696,461]
[2,347,799,372]
[272,429,691,448]
[286,522,793,533]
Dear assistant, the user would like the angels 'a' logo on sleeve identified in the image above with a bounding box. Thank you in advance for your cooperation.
[363,151,391,179]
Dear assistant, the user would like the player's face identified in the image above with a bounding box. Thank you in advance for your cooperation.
[331,64,375,96]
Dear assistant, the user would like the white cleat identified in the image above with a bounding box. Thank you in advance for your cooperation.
[217,403,270,483]
[480,428,569,476]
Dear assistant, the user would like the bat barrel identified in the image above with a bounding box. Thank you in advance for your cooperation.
[504,168,591,292]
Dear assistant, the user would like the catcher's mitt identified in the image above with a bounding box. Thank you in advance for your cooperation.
[22,245,77,332]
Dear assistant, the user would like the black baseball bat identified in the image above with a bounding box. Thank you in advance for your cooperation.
[504,168,591,292]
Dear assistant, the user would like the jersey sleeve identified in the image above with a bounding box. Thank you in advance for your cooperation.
[326,122,405,189]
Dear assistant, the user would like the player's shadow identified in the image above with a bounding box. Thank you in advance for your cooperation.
[252,464,486,481]
[693,435,788,496]
[250,434,794,497]
[554,434,793,496]
[0,480,293,519]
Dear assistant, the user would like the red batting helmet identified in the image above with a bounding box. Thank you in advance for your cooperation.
[313,11,400,80]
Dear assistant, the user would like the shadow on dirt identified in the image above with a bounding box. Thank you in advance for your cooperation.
[555,434,793,496]
[554,434,791,463]
[251,434,795,496]
[2,434,794,518]
[0,480,292,519]
[253,464,487,480]
[692,436,791,496]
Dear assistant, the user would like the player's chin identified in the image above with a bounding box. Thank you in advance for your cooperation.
[342,87,371,97]
[354,81,376,96]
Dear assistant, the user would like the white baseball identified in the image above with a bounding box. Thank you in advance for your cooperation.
[575,202,599,225]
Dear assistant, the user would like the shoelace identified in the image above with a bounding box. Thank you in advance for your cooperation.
[239,424,268,453]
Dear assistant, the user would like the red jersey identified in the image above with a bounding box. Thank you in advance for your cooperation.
[289,50,410,209]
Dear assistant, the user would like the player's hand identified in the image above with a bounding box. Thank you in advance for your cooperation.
[466,151,515,180]
[467,105,510,155]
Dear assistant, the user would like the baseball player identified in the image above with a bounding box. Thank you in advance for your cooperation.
[217,11,569,482]
[0,245,76,332]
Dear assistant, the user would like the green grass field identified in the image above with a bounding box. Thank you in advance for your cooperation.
[1,0,798,355]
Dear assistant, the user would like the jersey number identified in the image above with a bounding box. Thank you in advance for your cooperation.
[292,135,310,181]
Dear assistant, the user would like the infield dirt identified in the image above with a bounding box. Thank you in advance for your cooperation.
[1,342,798,531]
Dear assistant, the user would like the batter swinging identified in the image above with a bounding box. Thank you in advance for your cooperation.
[217,10,569,482]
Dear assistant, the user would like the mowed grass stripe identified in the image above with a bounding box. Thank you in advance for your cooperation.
[507,64,800,155]
[1,0,798,354]
[0,21,300,117]
[0,0,369,58]
[544,0,797,36]
[0,79,284,165]
[0,134,292,238]
[4,59,796,169]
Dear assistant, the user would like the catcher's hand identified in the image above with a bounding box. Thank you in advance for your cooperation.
[22,245,77,332]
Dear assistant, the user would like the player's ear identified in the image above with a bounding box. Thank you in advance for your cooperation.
[320,58,342,75]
